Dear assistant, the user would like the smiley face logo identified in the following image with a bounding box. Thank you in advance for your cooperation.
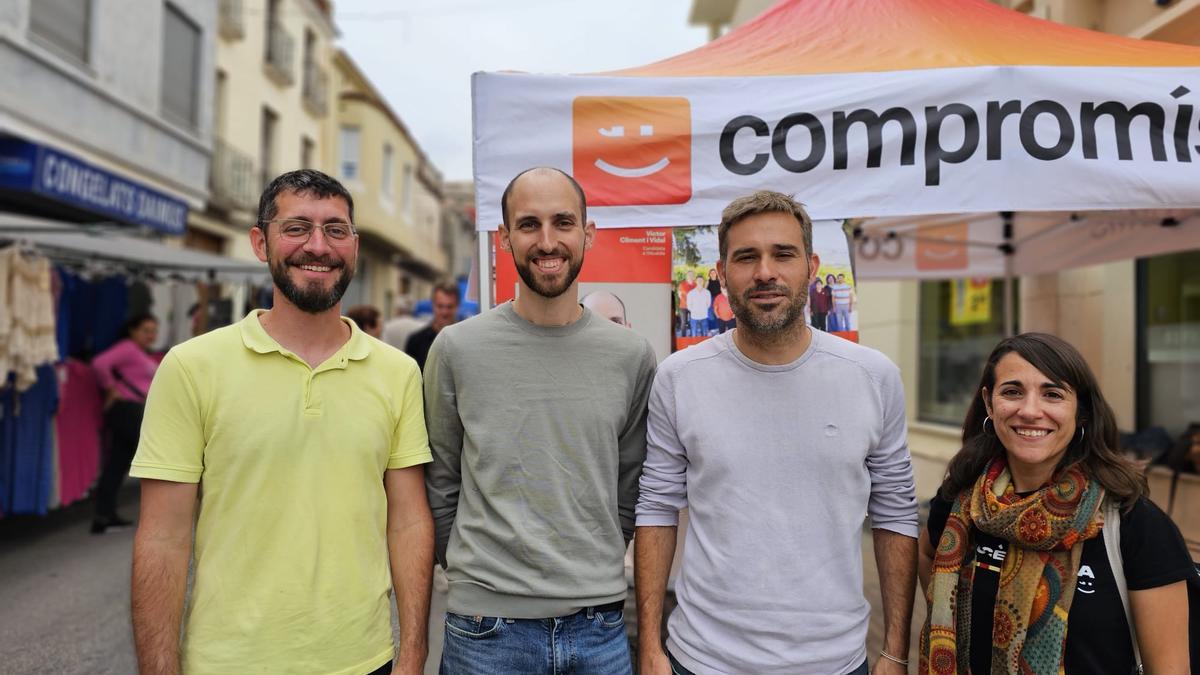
[915,221,968,271]
[1076,564,1096,594]
[573,96,691,206]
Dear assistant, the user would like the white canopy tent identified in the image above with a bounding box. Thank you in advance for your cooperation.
[471,0,1200,312]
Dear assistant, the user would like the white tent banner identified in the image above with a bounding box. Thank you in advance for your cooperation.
[473,67,1200,230]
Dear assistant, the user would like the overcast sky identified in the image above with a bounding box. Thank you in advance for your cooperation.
[333,0,709,182]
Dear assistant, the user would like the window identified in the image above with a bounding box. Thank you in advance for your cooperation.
[339,126,360,180]
[381,144,394,198]
[214,70,228,136]
[260,107,278,189]
[918,279,1017,426]
[161,4,201,128]
[301,136,314,169]
[29,0,91,64]
[1138,251,1200,436]
[264,0,280,60]
[401,164,413,215]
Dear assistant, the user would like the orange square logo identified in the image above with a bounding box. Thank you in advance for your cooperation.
[916,222,968,271]
[573,96,691,206]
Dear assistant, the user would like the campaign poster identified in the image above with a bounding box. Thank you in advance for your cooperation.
[494,227,673,362]
[672,220,857,351]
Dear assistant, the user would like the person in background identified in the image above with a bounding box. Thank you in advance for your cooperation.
[810,277,831,331]
[404,281,460,371]
[919,333,1192,674]
[678,270,697,336]
[686,279,712,338]
[712,290,735,334]
[346,304,383,339]
[582,290,631,328]
[382,296,426,351]
[705,268,722,330]
[831,272,855,332]
[90,313,160,534]
[824,273,839,330]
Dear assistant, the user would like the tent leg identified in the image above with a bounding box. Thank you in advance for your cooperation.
[1003,274,1015,337]
[478,232,494,310]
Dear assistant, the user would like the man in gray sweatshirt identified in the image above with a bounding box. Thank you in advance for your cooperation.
[635,191,919,675]
[424,167,657,674]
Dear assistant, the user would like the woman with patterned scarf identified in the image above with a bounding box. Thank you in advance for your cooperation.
[917,333,1193,674]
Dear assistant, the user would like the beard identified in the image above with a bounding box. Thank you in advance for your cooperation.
[269,250,353,314]
[515,248,584,299]
[728,278,809,337]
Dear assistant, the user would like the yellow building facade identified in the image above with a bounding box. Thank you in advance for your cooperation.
[330,51,448,313]
[190,0,337,261]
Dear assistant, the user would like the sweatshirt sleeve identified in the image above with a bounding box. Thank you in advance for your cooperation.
[616,343,656,543]
[636,366,689,527]
[866,360,919,538]
[422,330,463,567]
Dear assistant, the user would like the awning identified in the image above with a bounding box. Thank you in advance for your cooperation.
[0,212,268,283]
[852,208,1200,280]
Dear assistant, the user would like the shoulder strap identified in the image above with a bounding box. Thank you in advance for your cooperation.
[1104,498,1143,673]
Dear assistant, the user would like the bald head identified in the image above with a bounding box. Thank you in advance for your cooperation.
[581,291,629,327]
[501,167,587,229]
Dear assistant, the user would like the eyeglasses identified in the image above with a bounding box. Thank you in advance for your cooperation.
[260,218,358,246]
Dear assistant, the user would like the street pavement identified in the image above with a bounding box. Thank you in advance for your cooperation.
[0,490,924,674]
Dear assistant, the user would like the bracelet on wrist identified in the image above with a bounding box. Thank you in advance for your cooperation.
[879,649,909,666]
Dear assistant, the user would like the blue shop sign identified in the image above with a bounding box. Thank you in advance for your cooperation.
[0,138,188,235]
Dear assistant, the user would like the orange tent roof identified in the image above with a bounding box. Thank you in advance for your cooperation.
[608,0,1200,77]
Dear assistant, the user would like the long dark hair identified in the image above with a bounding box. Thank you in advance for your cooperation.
[938,332,1146,508]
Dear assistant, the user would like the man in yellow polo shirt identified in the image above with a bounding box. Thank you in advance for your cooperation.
[129,170,433,675]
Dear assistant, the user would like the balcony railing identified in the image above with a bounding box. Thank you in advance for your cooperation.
[209,138,258,212]
[264,24,294,86]
[218,0,244,40]
[302,63,328,117]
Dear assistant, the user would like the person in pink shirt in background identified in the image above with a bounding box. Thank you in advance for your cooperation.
[90,313,160,533]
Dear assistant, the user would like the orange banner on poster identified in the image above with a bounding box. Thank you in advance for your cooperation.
[495,227,671,302]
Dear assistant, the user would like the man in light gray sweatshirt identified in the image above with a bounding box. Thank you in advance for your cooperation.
[635,191,919,675]
[424,167,656,675]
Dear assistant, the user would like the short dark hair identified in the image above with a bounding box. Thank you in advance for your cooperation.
[432,280,461,304]
[717,191,813,262]
[123,312,157,337]
[257,169,355,228]
[345,305,381,331]
[940,332,1146,509]
[500,167,586,229]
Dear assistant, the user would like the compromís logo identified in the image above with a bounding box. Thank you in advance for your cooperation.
[573,96,691,206]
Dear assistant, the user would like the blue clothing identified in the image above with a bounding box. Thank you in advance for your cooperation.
[0,366,60,515]
[56,267,128,359]
[439,606,631,675]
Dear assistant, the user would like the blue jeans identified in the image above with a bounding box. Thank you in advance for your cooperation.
[667,651,867,675]
[689,318,708,336]
[440,605,632,674]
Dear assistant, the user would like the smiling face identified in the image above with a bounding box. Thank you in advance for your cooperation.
[717,211,819,339]
[984,352,1079,490]
[251,190,357,314]
[572,96,691,206]
[498,170,595,300]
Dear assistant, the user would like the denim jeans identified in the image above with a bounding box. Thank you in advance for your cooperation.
[667,651,868,675]
[689,318,708,337]
[440,605,632,674]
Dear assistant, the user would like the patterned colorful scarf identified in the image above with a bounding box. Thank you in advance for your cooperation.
[920,458,1105,674]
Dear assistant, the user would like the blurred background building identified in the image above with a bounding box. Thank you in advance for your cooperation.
[0,0,214,237]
